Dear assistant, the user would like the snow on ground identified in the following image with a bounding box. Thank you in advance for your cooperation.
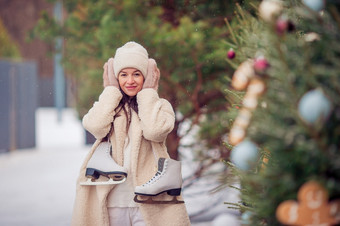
[36,108,85,149]
[0,108,241,226]
[0,108,88,226]
[178,120,241,225]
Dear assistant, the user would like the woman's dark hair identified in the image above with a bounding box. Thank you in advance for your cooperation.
[115,89,139,131]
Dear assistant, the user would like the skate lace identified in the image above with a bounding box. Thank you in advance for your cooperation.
[144,171,161,186]
[143,162,168,187]
[105,143,112,156]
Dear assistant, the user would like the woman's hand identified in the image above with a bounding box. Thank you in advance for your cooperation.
[143,58,160,90]
[103,58,119,88]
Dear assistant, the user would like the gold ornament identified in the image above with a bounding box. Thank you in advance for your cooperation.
[276,181,340,226]
[231,60,255,91]
[229,125,246,146]
[229,60,267,145]
[258,0,283,22]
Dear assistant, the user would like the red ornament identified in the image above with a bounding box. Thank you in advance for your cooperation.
[254,56,270,73]
[276,18,288,35]
[227,48,236,59]
[276,17,295,35]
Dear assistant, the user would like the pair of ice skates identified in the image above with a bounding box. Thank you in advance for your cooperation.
[80,142,184,204]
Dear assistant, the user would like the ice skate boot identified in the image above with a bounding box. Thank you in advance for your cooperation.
[134,158,184,204]
[80,142,128,185]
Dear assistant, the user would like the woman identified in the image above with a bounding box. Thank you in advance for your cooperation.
[71,42,190,226]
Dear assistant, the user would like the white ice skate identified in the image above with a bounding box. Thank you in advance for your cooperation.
[80,141,128,186]
[134,158,184,204]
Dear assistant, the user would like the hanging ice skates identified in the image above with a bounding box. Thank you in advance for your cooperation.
[80,141,128,186]
[134,158,184,204]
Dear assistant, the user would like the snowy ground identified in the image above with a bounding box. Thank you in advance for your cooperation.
[0,108,240,226]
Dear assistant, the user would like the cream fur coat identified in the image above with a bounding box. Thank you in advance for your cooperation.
[71,86,190,226]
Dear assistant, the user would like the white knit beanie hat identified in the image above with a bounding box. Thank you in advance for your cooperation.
[113,41,149,78]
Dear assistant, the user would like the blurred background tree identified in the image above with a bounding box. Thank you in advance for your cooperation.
[221,0,340,225]
[31,0,259,163]
[0,18,21,59]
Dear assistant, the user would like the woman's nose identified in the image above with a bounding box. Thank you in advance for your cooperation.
[127,75,134,83]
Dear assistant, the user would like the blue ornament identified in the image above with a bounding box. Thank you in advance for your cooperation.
[230,140,259,171]
[298,89,332,124]
[302,0,325,12]
[241,211,252,225]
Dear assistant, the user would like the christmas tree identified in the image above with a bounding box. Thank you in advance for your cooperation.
[223,0,340,225]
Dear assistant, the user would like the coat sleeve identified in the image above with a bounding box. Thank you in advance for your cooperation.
[82,86,122,139]
[137,88,175,142]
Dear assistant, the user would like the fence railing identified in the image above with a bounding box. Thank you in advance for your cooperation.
[0,60,37,153]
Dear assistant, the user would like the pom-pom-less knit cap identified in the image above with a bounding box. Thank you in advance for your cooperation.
[113,41,149,78]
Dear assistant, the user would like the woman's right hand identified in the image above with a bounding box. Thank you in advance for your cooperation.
[103,58,119,88]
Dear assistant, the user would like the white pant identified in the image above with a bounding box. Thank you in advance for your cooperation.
[108,207,146,226]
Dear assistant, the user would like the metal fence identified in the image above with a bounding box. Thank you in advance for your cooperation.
[0,60,37,153]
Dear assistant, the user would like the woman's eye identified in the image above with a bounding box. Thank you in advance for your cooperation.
[134,73,141,77]
[120,73,127,77]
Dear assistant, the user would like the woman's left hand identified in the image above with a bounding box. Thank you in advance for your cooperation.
[143,59,160,90]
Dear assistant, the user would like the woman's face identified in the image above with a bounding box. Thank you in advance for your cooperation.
[118,68,144,97]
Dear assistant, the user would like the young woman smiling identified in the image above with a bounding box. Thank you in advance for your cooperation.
[72,42,190,226]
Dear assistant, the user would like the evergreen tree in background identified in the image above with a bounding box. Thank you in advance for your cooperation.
[222,0,340,225]
[0,18,21,59]
[31,1,260,178]
[31,0,237,160]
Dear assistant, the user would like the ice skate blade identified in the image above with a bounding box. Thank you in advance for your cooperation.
[134,195,184,204]
[80,177,126,186]
[85,168,128,180]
